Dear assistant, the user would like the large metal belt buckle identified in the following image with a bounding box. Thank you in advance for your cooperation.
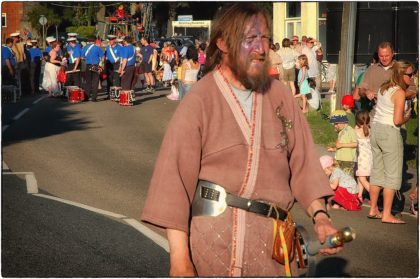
[191,180,227,217]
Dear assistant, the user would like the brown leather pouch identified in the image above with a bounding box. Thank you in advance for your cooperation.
[272,213,296,265]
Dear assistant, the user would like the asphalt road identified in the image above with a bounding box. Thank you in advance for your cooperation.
[2,89,419,277]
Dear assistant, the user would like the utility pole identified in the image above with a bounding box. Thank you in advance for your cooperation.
[333,2,357,114]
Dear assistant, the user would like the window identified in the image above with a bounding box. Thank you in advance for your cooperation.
[2,13,6,27]
[286,2,301,18]
[318,3,327,58]
[286,21,301,39]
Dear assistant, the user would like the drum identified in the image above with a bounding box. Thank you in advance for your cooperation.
[119,90,135,106]
[64,86,79,98]
[110,86,122,101]
[68,88,85,103]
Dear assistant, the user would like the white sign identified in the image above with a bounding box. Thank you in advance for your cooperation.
[177,15,193,22]
[39,15,47,26]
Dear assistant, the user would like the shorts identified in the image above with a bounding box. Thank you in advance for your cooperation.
[326,63,337,82]
[370,122,403,190]
[141,62,152,73]
[282,67,295,82]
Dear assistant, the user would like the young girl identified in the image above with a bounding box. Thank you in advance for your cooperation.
[320,155,361,211]
[160,56,172,87]
[294,54,311,113]
[354,110,372,203]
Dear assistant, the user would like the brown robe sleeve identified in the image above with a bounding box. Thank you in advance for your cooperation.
[271,81,333,210]
[141,93,204,233]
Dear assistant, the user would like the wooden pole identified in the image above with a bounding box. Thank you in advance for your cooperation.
[334,2,357,113]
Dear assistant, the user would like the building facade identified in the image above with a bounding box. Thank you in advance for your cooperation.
[273,2,327,50]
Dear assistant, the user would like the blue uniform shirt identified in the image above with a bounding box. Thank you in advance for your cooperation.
[68,44,82,64]
[2,46,16,66]
[122,44,136,67]
[29,47,43,62]
[82,43,104,65]
[106,44,122,64]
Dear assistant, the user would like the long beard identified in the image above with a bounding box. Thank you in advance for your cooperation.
[232,54,272,92]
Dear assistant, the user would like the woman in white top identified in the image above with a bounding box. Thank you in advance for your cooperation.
[180,46,200,100]
[368,60,414,224]
[42,41,64,97]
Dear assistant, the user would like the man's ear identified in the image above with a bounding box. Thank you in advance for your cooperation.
[216,38,228,54]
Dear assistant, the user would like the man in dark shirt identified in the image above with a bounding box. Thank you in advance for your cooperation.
[140,36,155,93]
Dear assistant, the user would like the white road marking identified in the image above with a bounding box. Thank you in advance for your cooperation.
[123,218,169,252]
[2,125,10,132]
[13,108,30,121]
[32,193,128,219]
[2,161,10,170]
[25,173,39,194]
[33,95,48,105]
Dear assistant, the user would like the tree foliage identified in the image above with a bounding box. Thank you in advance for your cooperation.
[27,3,61,36]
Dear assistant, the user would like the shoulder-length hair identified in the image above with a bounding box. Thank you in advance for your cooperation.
[379,60,413,94]
[204,4,271,75]
[298,54,309,69]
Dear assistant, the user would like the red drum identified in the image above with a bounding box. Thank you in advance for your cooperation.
[64,86,79,98]
[110,86,122,101]
[119,90,135,106]
[68,88,85,103]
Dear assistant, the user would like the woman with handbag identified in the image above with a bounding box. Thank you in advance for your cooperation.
[368,60,415,224]
[42,41,64,97]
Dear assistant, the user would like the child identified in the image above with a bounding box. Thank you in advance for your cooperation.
[354,110,372,202]
[307,78,321,111]
[166,64,179,101]
[159,56,172,87]
[341,95,356,127]
[320,155,361,211]
[294,54,311,113]
[327,110,358,177]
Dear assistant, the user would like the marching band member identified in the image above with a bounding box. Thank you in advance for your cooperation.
[119,36,136,90]
[66,37,82,88]
[29,39,42,94]
[82,36,104,102]
[105,34,122,97]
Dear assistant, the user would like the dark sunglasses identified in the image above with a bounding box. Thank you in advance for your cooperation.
[405,72,414,77]
[292,39,298,42]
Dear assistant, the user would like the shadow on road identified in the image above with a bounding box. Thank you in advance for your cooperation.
[2,98,94,147]
[314,257,351,277]
[2,174,169,277]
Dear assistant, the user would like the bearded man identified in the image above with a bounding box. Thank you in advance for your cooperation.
[141,4,342,277]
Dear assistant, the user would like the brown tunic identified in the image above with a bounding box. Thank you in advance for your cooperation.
[359,63,393,94]
[141,70,333,276]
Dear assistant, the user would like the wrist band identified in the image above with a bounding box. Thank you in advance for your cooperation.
[312,209,330,224]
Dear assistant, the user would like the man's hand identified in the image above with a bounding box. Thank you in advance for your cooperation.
[167,229,197,277]
[366,89,376,101]
[313,216,343,255]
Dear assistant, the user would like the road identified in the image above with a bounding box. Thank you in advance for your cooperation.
[2,90,418,277]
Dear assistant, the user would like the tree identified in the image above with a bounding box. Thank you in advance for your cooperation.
[27,3,61,38]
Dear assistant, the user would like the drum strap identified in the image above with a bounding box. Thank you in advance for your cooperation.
[85,44,94,57]
[109,46,119,63]
[127,46,136,62]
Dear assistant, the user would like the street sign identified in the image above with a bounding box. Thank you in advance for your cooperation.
[39,15,47,26]
[177,15,193,22]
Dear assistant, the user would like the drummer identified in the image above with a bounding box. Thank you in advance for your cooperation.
[65,37,82,87]
[29,39,42,94]
[105,34,122,97]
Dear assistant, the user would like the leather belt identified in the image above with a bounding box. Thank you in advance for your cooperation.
[197,181,288,221]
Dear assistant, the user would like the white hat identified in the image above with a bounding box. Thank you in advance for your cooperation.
[66,37,77,42]
[26,42,32,46]
[116,38,123,43]
[46,37,56,43]
[30,39,38,43]
[107,35,117,40]
[10,32,20,37]
[67,32,78,37]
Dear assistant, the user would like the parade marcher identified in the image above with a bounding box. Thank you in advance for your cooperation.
[65,37,82,88]
[10,32,26,96]
[2,37,17,85]
[105,35,122,97]
[29,39,42,94]
[82,36,104,101]
[141,4,342,277]
[119,36,136,90]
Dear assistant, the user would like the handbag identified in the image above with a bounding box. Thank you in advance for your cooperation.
[57,67,67,83]
[272,212,296,265]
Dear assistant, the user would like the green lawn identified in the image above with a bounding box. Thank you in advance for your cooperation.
[306,101,419,168]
